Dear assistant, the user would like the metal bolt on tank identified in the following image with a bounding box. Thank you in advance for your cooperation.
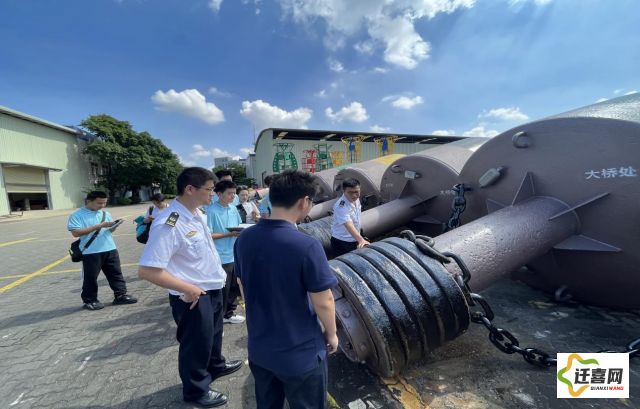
[329,94,640,377]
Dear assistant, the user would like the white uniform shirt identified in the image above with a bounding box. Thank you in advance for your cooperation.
[331,194,362,242]
[139,199,226,295]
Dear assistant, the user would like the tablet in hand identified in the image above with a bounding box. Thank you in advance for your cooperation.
[109,219,125,231]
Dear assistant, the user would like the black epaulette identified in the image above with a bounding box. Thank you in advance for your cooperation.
[165,212,179,227]
[338,200,345,207]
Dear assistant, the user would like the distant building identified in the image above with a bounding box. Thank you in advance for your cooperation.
[245,153,256,180]
[0,105,93,215]
[214,156,234,168]
[253,128,466,186]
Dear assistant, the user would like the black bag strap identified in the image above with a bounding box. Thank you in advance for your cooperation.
[148,206,154,215]
[82,211,106,251]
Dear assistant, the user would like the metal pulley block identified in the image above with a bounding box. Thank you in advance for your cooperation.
[330,237,470,377]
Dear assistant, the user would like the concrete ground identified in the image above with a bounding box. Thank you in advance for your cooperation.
[0,203,638,408]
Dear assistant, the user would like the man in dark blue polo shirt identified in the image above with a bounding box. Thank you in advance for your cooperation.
[234,170,338,409]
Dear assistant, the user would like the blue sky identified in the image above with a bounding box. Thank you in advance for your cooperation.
[1,0,638,167]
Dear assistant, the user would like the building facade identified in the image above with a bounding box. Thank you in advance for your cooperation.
[253,128,465,186]
[0,106,93,215]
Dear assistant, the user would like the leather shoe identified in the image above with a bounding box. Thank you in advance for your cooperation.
[210,360,243,381]
[184,390,228,407]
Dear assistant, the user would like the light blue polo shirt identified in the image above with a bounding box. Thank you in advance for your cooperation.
[212,194,240,206]
[258,194,271,215]
[67,207,117,255]
[206,201,242,264]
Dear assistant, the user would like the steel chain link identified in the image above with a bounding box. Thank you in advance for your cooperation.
[444,184,470,232]
[399,229,640,368]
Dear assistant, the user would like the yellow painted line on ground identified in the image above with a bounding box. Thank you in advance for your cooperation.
[0,263,139,281]
[0,255,70,293]
[34,233,135,242]
[327,393,340,409]
[382,376,428,409]
[0,238,36,248]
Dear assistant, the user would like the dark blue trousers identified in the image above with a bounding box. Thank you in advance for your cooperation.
[170,289,226,400]
[330,237,358,258]
[250,359,328,409]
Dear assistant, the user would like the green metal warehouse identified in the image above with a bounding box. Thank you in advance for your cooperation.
[0,106,93,216]
[251,128,465,185]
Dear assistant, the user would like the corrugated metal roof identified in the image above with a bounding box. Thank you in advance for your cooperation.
[0,105,80,135]
[255,128,466,148]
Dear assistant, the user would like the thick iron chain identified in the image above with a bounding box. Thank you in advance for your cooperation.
[399,230,640,368]
[444,184,470,232]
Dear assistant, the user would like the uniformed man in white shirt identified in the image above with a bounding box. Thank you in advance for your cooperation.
[138,167,242,408]
[330,178,370,257]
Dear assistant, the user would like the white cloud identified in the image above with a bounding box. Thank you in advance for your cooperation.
[328,58,344,72]
[277,0,474,70]
[624,90,638,96]
[152,89,225,125]
[373,67,389,74]
[240,99,313,131]
[314,89,327,98]
[184,145,249,167]
[209,0,223,12]
[208,86,232,97]
[177,155,197,167]
[368,15,430,69]
[383,94,424,110]
[354,41,375,55]
[431,129,455,136]
[192,144,212,157]
[595,98,608,103]
[509,0,552,7]
[370,125,391,132]
[212,148,234,158]
[463,125,499,138]
[479,107,529,122]
[325,102,369,123]
[614,89,624,95]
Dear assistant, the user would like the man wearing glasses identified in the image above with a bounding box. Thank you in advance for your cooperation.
[330,178,370,257]
[235,170,338,408]
[138,167,242,407]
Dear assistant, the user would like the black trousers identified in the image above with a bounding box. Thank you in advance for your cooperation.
[222,262,240,319]
[80,249,127,303]
[250,359,328,409]
[330,237,358,258]
[170,289,227,400]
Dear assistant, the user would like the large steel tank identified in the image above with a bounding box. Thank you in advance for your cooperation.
[362,137,488,239]
[308,154,405,220]
[330,94,640,377]
[300,138,488,255]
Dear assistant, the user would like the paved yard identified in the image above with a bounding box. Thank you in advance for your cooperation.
[0,204,637,408]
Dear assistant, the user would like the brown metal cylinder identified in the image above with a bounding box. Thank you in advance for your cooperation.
[433,196,579,291]
[311,167,341,203]
[457,93,640,308]
[308,155,405,220]
[360,195,428,239]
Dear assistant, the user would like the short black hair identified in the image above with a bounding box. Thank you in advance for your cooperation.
[263,174,275,187]
[236,185,249,194]
[177,167,216,195]
[215,169,233,179]
[214,180,237,193]
[342,178,361,190]
[86,191,108,201]
[151,193,166,202]
[269,170,316,208]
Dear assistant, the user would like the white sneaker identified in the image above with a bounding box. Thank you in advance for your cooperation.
[223,315,246,324]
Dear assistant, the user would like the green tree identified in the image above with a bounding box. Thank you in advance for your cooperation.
[212,162,255,187]
[81,114,183,200]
